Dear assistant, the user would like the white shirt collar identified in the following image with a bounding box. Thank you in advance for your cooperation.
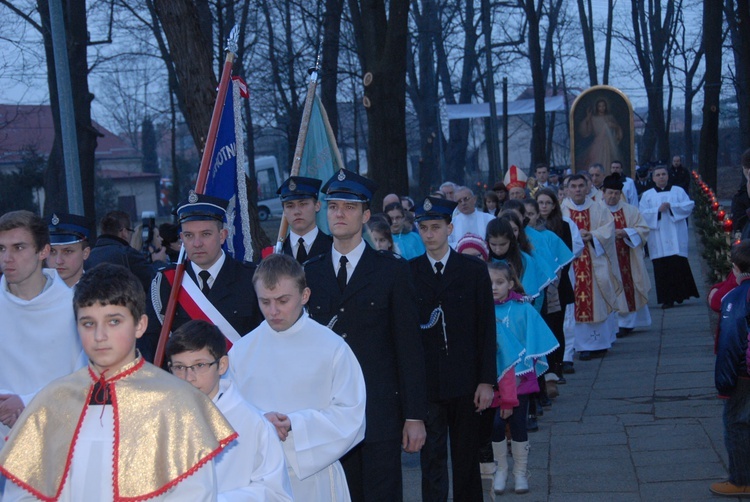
[331,239,367,281]
[427,248,451,273]
[190,250,226,289]
[290,226,319,254]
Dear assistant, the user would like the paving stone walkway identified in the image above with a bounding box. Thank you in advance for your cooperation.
[403,223,731,501]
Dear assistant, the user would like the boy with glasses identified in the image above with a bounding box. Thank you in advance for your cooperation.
[167,319,293,501]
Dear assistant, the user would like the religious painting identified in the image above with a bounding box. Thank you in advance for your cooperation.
[570,86,635,176]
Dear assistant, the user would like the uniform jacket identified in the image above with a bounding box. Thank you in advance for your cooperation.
[143,257,263,362]
[305,244,428,443]
[716,278,750,396]
[409,250,496,401]
[281,230,333,264]
[85,235,155,293]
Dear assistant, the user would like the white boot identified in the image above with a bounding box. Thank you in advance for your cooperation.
[511,440,530,494]
[492,440,508,493]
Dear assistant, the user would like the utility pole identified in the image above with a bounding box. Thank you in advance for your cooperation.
[503,77,509,179]
[48,0,83,214]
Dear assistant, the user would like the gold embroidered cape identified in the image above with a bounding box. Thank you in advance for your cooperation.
[0,356,237,501]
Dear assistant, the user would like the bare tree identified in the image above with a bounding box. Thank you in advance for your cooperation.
[670,1,704,168]
[407,0,443,191]
[629,0,677,163]
[439,0,481,185]
[576,0,597,86]
[347,0,411,207]
[699,0,723,188]
[518,0,564,165]
[321,0,345,140]
[726,0,750,151]
[151,0,271,252]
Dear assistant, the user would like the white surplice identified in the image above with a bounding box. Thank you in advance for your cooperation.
[213,379,293,502]
[228,314,366,502]
[0,269,85,449]
[639,185,694,259]
[448,210,495,248]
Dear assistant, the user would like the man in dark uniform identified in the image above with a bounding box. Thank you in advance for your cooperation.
[277,176,332,263]
[143,192,263,362]
[409,196,496,501]
[304,169,428,502]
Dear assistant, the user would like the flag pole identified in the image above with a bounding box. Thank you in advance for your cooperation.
[154,27,239,368]
[275,59,320,254]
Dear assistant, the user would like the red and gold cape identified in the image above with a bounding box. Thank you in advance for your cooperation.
[0,355,237,501]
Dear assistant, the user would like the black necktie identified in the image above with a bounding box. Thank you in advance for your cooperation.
[337,256,348,293]
[296,237,308,263]
[199,270,211,295]
[435,261,444,279]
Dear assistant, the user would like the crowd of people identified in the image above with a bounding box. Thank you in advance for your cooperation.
[0,151,733,501]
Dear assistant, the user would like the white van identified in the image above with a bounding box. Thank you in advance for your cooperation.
[246,156,284,221]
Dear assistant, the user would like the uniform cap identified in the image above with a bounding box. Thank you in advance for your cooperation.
[414,196,458,222]
[175,191,228,224]
[321,169,378,202]
[277,176,322,202]
[47,213,91,245]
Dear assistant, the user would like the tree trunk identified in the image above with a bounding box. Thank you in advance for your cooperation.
[152,0,217,152]
[602,0,614,84]
[348,0,410,208]
[439,0,478,186]
[630,0,675,163]
[523,0,547,165]
[727,0,750,151]
[699,0,723,189]
[576,0,598,86]
[37,0,97,218]
[154,0,270,254]
[406,0,440,194]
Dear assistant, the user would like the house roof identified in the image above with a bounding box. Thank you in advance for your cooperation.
[0,104,140,164]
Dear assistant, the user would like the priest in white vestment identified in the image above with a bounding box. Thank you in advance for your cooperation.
[601,174,652,331]
[639,166,699,309]
[229,254,366,502]
[561,174,623,361]
[448,187,495,248]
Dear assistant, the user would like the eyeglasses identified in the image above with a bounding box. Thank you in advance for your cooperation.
[456,196,473,204]
[168,359,220,375]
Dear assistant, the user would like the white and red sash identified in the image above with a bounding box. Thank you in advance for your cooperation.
[161,269,241,348]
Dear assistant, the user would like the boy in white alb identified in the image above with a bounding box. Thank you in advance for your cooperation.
[167,319,293,501]
[229,253,367,501]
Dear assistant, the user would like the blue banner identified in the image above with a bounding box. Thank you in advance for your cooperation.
[205,78,253,262]
[299,95,344,235]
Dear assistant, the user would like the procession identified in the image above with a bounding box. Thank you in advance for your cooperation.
[1,0,750,500]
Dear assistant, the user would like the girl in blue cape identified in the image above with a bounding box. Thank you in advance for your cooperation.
[488,261,559,495]
[486,217,550,309]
